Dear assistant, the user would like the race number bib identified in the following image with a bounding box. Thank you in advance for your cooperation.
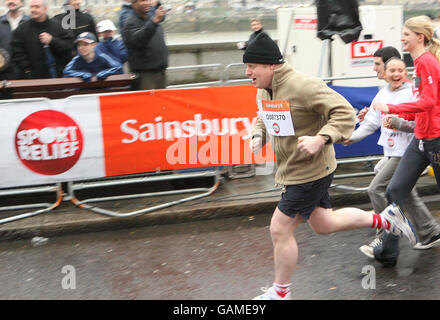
[378,128,409,151]
[257,100,295,136]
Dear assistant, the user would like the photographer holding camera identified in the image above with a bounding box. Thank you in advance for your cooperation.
[122,0,169,90]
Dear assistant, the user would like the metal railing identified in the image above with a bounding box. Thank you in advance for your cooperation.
[166,64,224,88]
[68,169,221,217]
[0,184,63,224]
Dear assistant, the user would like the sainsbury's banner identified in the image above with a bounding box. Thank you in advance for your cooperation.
[0,86,275,188]
[0,85,380,189]
[99,86,275,177]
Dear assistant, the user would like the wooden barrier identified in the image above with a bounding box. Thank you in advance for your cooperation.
[0,73,137,100]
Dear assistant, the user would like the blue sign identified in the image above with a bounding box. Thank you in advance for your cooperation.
[329,85,383,158]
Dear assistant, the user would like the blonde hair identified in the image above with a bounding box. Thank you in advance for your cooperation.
[405,15,440,62]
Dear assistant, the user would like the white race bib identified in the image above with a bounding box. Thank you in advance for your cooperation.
[258,100,295,136]
[378,128,410,151]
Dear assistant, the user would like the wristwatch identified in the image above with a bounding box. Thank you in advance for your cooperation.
[320,134,331,144]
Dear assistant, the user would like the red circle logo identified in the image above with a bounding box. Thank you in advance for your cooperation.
[387,138,394,148]
[273,122,280,134]
[15,110,84,175]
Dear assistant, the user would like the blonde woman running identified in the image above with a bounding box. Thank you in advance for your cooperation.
[374,16,440,264]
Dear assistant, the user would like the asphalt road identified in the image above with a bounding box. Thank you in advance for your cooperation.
[1,196,440,300]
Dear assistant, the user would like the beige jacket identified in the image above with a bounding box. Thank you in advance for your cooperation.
[252,62,356,185]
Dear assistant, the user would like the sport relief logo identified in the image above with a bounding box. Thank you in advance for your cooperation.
[272,122,280,134]
[15,110,83,175]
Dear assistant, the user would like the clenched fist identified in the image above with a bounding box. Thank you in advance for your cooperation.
[297,135,326,157]
[250,136,263,154]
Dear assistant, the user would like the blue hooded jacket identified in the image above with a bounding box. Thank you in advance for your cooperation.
[96,37,128,64]
[63,50,123,81]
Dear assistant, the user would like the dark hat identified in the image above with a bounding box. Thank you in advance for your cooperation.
[243,32,284,65]
[75,32,97,44]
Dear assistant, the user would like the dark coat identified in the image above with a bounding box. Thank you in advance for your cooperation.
[0,13,30,54]
[122,11,168,72]
[10,17,74,79]
[53,9,97,38]
[0,47,14,80]
[0,14,30,79]
[0,48,13,98]
[118,3,133,30]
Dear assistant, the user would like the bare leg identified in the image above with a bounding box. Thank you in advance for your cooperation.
[271,206,374,284]
[308,207,374,235]
[270,207,302,284]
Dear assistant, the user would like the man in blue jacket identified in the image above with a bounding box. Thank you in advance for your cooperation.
[63,32,123,81]
[96,19,128,65]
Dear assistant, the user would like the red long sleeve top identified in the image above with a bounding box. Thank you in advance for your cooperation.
[388,51,440,139]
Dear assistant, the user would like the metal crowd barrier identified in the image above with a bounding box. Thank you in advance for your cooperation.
[166,64,224,89]
[0,67,386,224]
[0,184,63,224]
[67,170,221,218]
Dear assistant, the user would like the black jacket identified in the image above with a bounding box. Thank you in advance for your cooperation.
[122,11,168,72]
[10,17,74,79]
[0,14,30,54]
[0,48,14,98]
[0,47,14,81]
[53,9,97,38]
[241,28,264,50]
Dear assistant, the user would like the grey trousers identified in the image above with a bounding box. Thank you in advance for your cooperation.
[136,70,166,90]
[369,156,440,242]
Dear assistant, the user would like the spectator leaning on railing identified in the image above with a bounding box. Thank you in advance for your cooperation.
[63,32,123,82]
[10,0,74,79]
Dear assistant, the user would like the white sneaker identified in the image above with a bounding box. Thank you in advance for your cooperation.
[252,286,291,300]
[359,237,382,259]
[413,233,440,250]
[381,204,417,246]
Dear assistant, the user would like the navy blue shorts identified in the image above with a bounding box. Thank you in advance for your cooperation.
[277,172,334,220]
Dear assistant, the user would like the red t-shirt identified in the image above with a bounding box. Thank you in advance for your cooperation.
[388,51,440,139]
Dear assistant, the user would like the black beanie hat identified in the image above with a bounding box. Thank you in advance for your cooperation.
[243,32,284,65]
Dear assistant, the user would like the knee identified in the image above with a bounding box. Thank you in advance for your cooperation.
[270,216,298,244]
[269,221,287,243]
[386,184,400,204]
[367,187,377,199]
